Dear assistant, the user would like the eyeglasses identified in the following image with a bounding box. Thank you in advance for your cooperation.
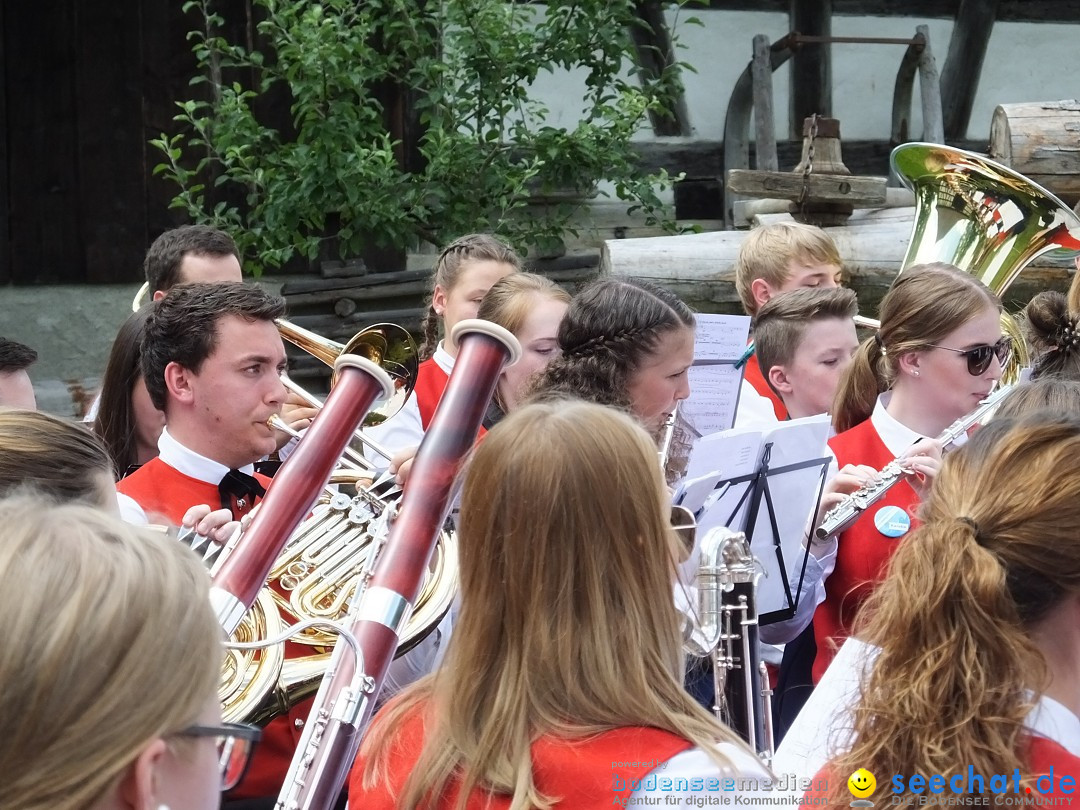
[172,722,262,791]
[926,336,1012,376]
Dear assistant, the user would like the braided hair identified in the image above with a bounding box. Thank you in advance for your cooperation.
[419,234,523,360]
[530,278,695,412]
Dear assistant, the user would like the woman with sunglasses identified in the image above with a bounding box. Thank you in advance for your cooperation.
[812,262,1009,682]
[0,493,260,810]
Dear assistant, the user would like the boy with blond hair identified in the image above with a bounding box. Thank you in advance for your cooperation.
[754,287,859,422]
[733,222,844,425]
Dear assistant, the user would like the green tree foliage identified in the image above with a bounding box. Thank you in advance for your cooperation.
[152,0,692,272]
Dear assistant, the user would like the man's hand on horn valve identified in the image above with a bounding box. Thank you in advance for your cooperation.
[181,503,243,546]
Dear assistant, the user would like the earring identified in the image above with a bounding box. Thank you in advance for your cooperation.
[158,805,171,810]
[912,370,921,377]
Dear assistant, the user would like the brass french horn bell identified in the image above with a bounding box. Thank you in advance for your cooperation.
[276,319,418,426]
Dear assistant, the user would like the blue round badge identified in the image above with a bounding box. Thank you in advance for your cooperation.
[874,505,910,538]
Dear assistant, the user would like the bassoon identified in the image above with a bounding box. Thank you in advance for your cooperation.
[209,355,394,634]
[275,319,521,810]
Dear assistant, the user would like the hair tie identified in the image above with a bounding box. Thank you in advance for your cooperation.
[874,333,887,356]
[1056,319,1080,354]
[958,516,984,545]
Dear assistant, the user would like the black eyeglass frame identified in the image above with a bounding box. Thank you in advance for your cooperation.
[171,722,262,791]
[925,336,1012,376]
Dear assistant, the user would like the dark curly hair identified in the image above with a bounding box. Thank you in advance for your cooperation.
[141,283,286,411]
[529,278,694,411]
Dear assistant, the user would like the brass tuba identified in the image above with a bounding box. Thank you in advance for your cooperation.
[886,142,1080,379]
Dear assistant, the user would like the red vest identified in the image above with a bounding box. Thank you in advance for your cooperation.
[415,356,488,439]
[116,457,268,524]
[806,736,1080,801]
[744,353,789,421]
[117,457,308,800]
[812,419,918,683]
[349,701,694,809]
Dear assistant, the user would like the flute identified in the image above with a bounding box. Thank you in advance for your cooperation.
[814,384,1014,540]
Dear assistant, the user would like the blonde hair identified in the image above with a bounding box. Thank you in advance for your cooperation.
[477,272,570,337]
[478,273,571,412]
[0,494,221,810]
[828,414,1080,801]
[733,221,842,315]
[754,287,858,397]
[0,410,114,504]
[419,233,523,360]
[358,401,745,809]
[832,263,1001,433]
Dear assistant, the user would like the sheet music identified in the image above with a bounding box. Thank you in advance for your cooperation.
[684,426,762,481]
[673,471,726,515]
[679,314,752,436]
[682,365,743,435]
[693,313,752,361]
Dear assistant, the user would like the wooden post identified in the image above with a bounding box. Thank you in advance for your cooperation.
[940,0,1000,139]
[629,0,691,136]
[752,35,779,172]
[0,0,8,284]
[915,25,945,144]
[891,31,923,146]
[789,0,832,138]
[722,34,794,225]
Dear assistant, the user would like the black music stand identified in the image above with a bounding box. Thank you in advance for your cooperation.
[707,440,830,626]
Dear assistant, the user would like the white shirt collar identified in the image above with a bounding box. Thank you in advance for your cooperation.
[432,341,455,375]
[1026,693,1080,757]
[869,391,932,456]
[157,426,255,485]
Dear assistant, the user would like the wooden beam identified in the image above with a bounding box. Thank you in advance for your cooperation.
[789,0,832,138]
[726,169,887,205]
[940,0,1000,139]
[694,1,1080,22]
[751,35,779,171]
[630,137,987,178]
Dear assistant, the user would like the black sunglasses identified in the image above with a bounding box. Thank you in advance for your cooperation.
[926,336,1012,376]
[172,722,262,791]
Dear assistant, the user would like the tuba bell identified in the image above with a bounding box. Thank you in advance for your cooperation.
[885,142,1080,380]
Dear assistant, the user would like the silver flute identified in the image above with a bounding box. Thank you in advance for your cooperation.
[815,384,1015,540]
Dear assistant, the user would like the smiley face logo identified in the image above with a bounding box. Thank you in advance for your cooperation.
[848,769,876,799]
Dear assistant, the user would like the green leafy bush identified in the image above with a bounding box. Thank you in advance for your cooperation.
[152,0,691,272]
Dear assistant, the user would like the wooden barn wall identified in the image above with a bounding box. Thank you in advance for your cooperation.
[1,1,1078,285]
[0,1,252,285]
